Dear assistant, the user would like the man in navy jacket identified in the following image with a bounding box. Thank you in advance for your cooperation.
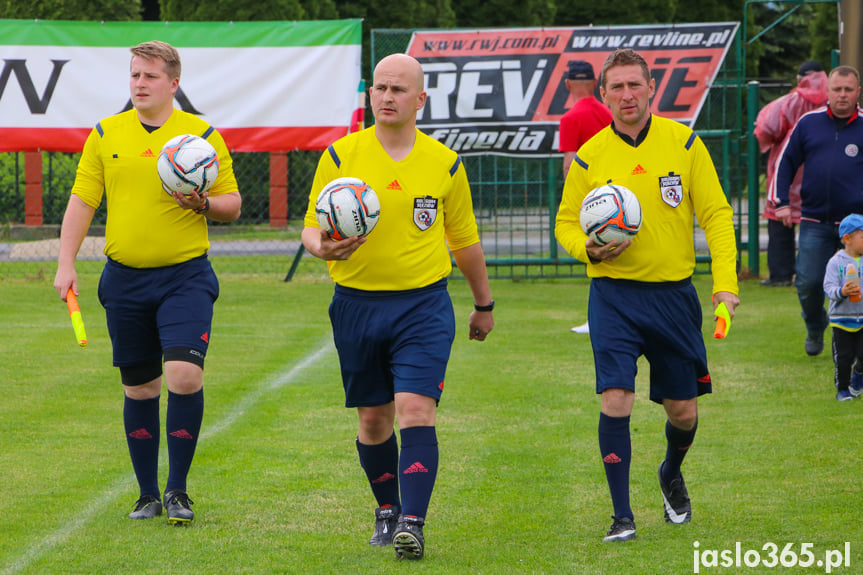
[772,65,863,356]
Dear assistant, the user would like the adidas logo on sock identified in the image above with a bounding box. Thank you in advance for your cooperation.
[372,472,395,484]
[128,428,153,440]
[603,453,622,464]
[129,427,153,439]
[403,462,429,474]
[169,429,194,440]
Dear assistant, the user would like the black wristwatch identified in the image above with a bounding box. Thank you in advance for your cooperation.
[194,197,210,214]
[474,300,495,312]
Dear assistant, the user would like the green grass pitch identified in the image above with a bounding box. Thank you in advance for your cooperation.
[0,261,860,574]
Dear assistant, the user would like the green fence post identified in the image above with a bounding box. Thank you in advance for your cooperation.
[284,244,305,282]
[747,80,761,276]
[548,156,558,261]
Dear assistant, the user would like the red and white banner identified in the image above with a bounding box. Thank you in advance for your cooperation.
[0,19,362,152]
[406,23,738,156]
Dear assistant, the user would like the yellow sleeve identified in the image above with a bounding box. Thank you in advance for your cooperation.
[71,128,105,209]
[555,155,591,263]
[304,147,340,228]
[690,136,739,296]
[443,159,480,251]
[206,130,239,197]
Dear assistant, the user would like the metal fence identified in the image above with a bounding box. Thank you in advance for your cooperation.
[1,26,747,281]
[0,149,320,279]
[370,28,747,280]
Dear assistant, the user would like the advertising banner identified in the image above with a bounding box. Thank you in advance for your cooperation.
[406,23,738,156]
[0,19,362,152]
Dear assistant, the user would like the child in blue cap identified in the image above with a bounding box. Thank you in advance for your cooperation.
[824,213,863,400]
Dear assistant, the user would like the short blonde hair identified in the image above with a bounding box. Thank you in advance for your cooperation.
[131,41,181,79]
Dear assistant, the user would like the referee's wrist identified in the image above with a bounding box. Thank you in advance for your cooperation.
[474,300,494,312]
[194,197,210,214]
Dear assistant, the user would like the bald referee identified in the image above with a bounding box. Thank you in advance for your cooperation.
[302,53,494,561]
[555,49,739,542]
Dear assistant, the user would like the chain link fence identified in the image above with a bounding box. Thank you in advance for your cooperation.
[0,149,322,279]
[1,26,747,281]
[372,28,746,280]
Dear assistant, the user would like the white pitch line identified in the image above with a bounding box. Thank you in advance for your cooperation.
[1,476,136,575]
[1,339,333,575]
[204,340,333,437]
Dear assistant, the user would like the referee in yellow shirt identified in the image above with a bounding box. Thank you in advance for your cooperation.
[54,41,241,524]
[555,49,739,543]
[302,53,494,561]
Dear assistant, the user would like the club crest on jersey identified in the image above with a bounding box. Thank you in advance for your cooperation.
[413,196,438,231]
[846,144,859,158]
[659,173,683,208]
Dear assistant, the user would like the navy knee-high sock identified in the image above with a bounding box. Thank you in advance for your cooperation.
[124,395,161,498]
[661,419,698,483]
[598,412,632,520]
[398,426,438,520]
[356,432,400,510]
[165,389,204,494]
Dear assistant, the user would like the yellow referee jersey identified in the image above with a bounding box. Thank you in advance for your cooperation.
[304,126,480,291]
[72,109,238,268]
[556,115,738,296]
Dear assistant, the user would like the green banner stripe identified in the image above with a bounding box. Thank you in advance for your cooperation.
[0,19,362,47]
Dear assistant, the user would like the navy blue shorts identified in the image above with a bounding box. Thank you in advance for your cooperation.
[329,279,455,408]
[98,255,219,368]
[588,277,711,404]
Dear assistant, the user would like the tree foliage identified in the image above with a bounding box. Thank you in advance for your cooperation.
[453,0,555,28]
[669,0,744,23]
[301,0,339,20]
[160,0,304,21]
[336,0,456,29]
[810,2,839,68]
[552,0,749,27]
[0,0,842,88]
[0,0,141,20]
[745,2,838,79]
[553,0,673,26]
[752,3,815,78]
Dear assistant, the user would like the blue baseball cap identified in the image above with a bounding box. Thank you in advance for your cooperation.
[566,60,595,80]
[839,213,863,237]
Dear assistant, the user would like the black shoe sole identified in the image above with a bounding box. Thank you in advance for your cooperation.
[393,533,424,560]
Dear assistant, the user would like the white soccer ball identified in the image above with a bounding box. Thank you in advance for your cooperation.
[157,134,219,196]
[579,184,642,246]
[315,177,381,240]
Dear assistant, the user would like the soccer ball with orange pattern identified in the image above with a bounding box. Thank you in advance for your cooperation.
[579,184,642,246]
[157,134,219,196]
[315,177,381,240]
